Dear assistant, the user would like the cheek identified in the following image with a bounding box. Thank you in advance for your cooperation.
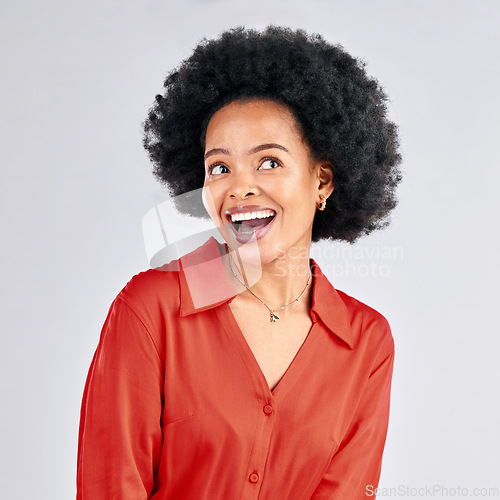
[279,175,317,210]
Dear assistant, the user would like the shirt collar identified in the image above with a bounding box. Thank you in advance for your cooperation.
[309,258,356,349]
[178,237,355,349]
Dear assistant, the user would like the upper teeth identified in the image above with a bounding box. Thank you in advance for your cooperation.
[230,210,275,222]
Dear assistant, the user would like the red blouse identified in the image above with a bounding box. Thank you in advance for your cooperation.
[77,237,394,499]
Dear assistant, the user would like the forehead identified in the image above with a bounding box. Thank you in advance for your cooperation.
[205,98,304,147]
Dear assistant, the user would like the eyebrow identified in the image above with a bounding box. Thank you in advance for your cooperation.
[204,143,289,160]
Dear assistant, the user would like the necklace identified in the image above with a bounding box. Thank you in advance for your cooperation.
[227,251,312,323]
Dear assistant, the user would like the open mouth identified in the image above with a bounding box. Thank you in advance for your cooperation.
[225,209,276,243]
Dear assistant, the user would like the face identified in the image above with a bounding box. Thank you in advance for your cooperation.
[202,98,333,265]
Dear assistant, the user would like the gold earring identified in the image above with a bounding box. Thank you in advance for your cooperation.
[318,194,327,211]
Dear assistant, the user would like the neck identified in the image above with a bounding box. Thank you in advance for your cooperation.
[225,243,313,312]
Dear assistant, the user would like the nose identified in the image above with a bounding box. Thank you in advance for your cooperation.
[229,171,259,200]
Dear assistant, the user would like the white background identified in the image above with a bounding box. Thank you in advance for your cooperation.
[1,0,499,498]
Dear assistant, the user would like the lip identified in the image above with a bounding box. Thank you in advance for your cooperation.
[223,205,277,244]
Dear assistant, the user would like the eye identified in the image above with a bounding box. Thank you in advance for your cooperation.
[259,157,281,170]
[208,163,229,175]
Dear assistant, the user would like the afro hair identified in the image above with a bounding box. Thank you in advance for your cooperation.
[143,26,402,243]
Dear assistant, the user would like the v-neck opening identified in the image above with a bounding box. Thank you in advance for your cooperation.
[218,303,318,399]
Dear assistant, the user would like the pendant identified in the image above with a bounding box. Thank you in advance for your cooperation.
[270,311,280,322]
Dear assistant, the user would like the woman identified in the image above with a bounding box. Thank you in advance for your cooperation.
[77,26,402,499]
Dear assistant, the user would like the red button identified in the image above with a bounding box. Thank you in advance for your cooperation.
[263,404,273,415]
[249,472,259,483]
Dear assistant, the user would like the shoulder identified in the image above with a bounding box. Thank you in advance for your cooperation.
[336,288,394,356]
[110,237,222,329]
[336,289,392,331]
[113,259,182,331]
[121,261,181,303]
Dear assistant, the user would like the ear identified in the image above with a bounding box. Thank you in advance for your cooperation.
[316,162,335,199]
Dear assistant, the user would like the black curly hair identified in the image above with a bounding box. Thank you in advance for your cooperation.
[143,26,402,243]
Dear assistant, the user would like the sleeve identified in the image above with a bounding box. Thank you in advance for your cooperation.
[77,295,164,499]
[310,340,395,500]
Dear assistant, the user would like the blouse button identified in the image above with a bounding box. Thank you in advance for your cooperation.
[263,404,273,415]
[249,472,260,483]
